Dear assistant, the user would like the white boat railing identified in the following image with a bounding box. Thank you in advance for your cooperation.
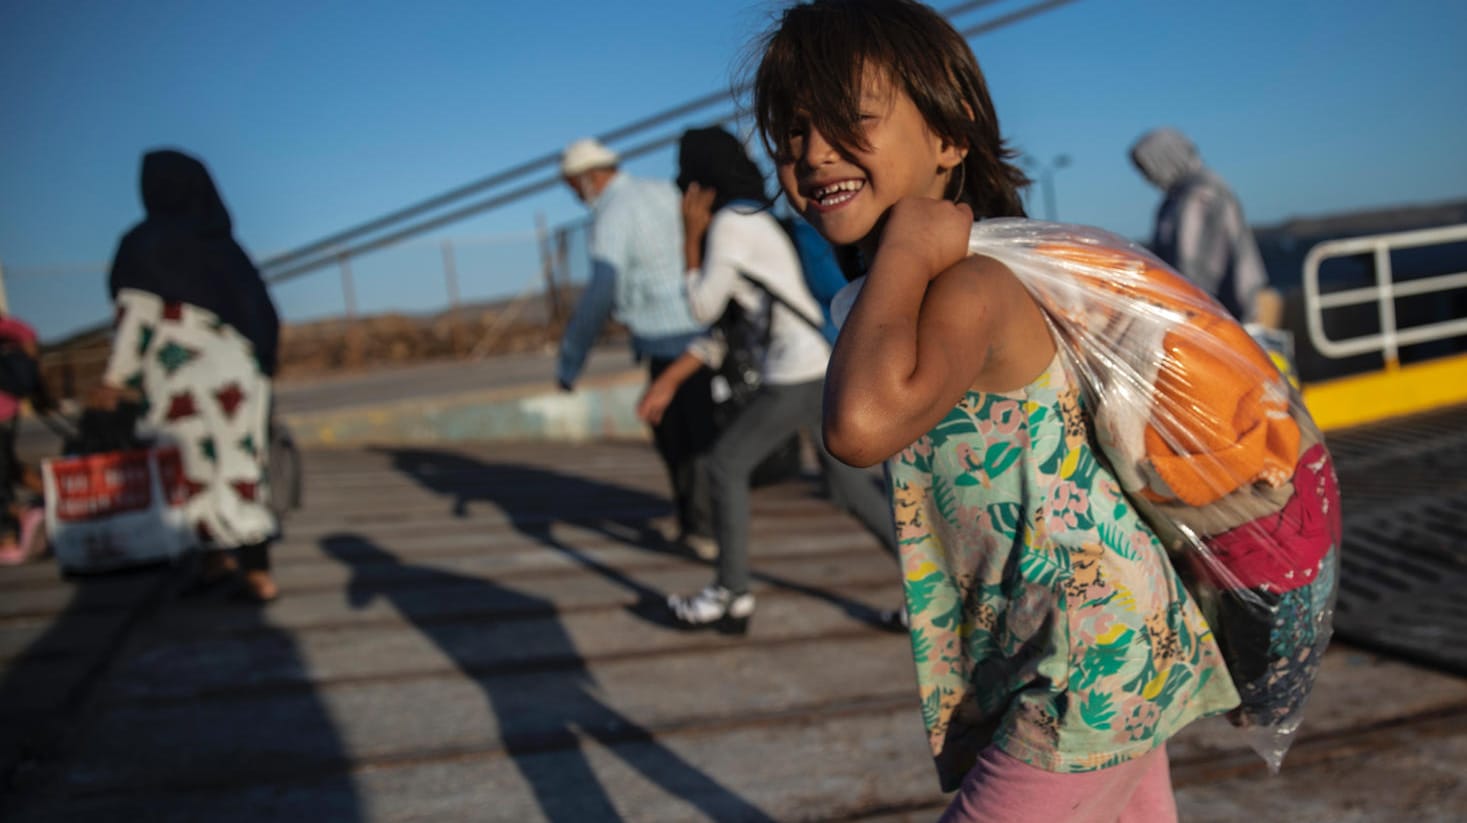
[1303,223,1467,365]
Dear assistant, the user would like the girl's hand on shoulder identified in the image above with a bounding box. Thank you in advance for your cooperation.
[875,197,973,281]
[681,183,717,247]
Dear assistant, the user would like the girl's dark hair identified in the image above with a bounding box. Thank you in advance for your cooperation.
[676,126,770,213]
[751,0,1029,221]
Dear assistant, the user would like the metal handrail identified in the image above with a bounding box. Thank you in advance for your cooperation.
[23,0,1080,354]
[264,112,741,285]
[257,93,739,278]
[1302,223,1467,365]
[255,0,1064,285]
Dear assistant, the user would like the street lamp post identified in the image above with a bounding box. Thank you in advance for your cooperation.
[1022,154,1071,222]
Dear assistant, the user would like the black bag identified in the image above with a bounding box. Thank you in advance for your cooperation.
[64,405,146,456]
[712,299,766,410]
[711,270,828,407]
[709,276,825,488]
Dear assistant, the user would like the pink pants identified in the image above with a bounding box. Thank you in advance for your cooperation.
[938,744,1177,823]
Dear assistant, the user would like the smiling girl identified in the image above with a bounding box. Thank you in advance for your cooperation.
[752,2,1239,820]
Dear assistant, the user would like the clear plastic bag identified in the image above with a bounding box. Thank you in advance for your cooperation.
[968,218,1341,772]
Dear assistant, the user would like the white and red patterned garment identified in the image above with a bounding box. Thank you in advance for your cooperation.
[103,287,276,550]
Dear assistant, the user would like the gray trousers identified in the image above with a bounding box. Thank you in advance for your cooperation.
[706,378,898,593]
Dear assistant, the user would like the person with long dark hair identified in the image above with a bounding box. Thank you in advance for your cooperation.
[638,126,899,633]
[95,149,281,602]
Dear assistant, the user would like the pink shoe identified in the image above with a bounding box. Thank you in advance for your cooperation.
[0,538,23,566]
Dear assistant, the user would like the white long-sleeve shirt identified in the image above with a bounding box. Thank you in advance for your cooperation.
[685,208,830,386]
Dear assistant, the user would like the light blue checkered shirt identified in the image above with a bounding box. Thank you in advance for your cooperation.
[557,173,704,386]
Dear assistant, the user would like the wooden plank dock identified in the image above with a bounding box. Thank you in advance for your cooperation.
[3,419,1466,821]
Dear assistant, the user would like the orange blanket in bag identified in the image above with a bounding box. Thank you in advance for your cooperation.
[1031,243,1300,508]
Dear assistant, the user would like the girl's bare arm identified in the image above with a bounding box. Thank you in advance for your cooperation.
[824,256,1006,466]
[822,200,1049,467]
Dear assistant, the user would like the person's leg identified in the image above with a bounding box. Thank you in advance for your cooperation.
[648,359,717,541]
[939,745,1166,823]
[801,382,907,627]
[238,542,270,569]
[669,364,717,541]
[647,361,686,521]
[706,384,807,594]
[188,364,278,602]
[187,547,238,593]
[236,541,277,602]
[794,382,898,559]
[668,384,807,632]
[1116,745,1177,823]
[0,419,19,544]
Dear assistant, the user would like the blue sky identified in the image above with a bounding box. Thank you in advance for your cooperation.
[3,0,1465,342]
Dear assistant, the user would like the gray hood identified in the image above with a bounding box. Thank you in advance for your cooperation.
[1130,128,1203,190]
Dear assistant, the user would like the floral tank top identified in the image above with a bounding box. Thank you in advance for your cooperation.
[888,352,1239,790]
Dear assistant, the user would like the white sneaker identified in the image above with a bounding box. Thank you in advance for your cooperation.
[667,585,755,635]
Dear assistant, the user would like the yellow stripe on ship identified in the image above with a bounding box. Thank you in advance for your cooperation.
[1303,353,1467,432]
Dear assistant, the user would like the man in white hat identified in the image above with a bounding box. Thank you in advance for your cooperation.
[557,137,716,557]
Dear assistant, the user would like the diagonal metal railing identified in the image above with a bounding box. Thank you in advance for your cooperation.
[257,0,1078,287]
[27,0,1081,365]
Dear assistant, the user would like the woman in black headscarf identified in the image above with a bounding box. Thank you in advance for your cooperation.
[95,149,281,601]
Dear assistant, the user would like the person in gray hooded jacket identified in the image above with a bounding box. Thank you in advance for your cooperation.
[1131,128,1281,328]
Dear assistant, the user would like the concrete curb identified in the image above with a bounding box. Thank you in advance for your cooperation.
[281,368,653,447]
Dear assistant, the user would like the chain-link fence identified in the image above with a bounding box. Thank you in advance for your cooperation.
[12,216,597,400]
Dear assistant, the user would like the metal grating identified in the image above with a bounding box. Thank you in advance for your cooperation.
[1327,402,1467,675]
